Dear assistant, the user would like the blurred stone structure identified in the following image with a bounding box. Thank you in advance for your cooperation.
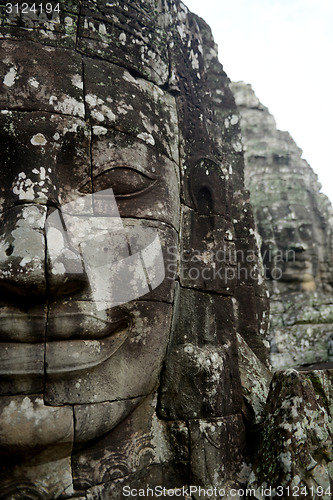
[231,83,333,498]
[231,82,333,369]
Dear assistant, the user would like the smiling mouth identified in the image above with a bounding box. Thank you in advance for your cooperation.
[46,325,129,375]
[0,313,130,381]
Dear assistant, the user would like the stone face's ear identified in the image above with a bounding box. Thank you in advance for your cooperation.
[188,158,231,217]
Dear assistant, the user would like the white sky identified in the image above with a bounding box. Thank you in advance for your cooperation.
[184,0,333,203]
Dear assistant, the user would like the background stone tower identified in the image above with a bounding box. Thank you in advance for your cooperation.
[231,81,333,369]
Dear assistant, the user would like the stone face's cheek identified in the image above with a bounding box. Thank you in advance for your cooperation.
[0,111,91,211]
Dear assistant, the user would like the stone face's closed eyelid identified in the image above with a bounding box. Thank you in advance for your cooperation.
[80,164,158,197]
[93,161,158,179]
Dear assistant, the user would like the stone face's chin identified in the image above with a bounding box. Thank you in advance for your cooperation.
[0,393,144,457]
[0,395,74,457]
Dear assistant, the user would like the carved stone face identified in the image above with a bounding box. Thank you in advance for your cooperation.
[0,42,180,454]
[260,201,319,292]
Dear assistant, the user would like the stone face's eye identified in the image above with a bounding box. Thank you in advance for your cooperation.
[92,167,157,198]
[298,224,313,241]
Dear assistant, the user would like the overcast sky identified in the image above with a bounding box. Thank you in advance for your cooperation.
[184,0,333,203]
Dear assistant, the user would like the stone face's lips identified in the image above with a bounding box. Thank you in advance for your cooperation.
[45,327,129,375]
[0,342,44,377]
[0,310,130,342]
[0,313,47,342]
[46,311,131,340]
[0,323,129,379]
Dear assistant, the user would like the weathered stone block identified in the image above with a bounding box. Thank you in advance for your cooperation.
[232,192,256,238]
[84,58,178,162]
[167,288,235,346]
[0,2,79,48]
[0,41,84,115]
[269,294,333,369]
[180,206,236,294]
[249,369,333,497]
[73,394,189,490]
[236,333,271,425]
[233,286,264,348]
[159,284,243,420]
[78,1,169,86]
[159,341,242,420]
[189,415,247,490]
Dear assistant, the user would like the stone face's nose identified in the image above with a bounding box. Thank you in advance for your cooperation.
[0,204,88,302]
[0,204,47,298]
[45,207,89,298]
